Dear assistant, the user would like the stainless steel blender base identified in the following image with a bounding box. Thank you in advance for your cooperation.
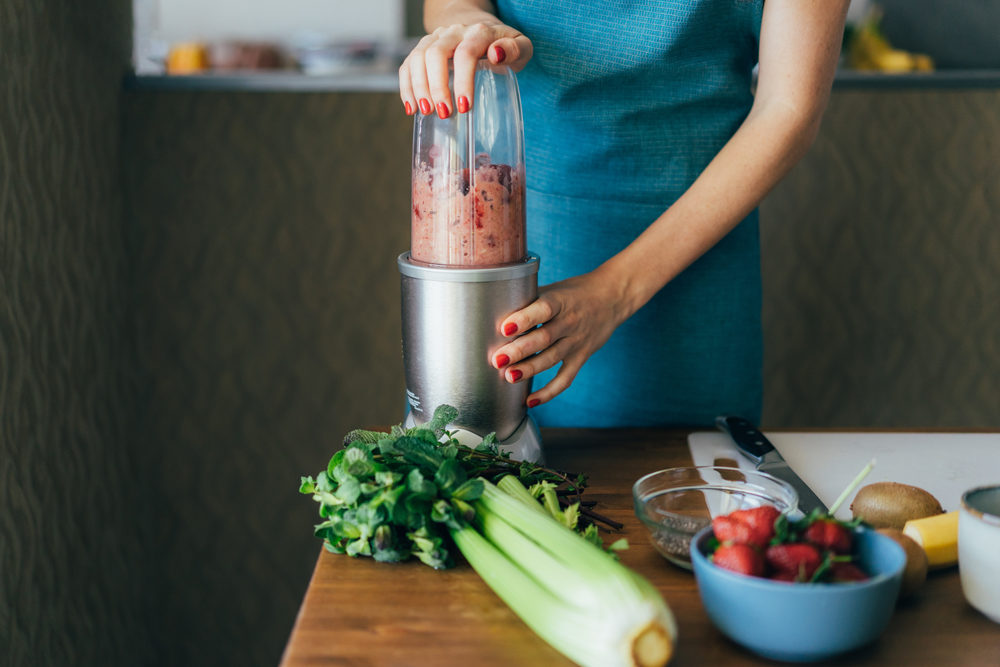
[403,410,544,463]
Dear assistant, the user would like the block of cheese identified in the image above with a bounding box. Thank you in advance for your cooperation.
[903,511,959,568]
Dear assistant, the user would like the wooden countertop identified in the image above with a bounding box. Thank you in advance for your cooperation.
[280,428,999,666]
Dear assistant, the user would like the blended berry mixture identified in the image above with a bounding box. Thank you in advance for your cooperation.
[411,153,525,266]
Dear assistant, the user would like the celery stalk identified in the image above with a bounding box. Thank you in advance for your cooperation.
[451,480,676,667]
[496,474,550,516]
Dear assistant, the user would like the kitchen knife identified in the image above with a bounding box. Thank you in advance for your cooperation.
[715,416,829,515]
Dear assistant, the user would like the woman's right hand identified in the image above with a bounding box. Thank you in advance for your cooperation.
[399,20,532,119]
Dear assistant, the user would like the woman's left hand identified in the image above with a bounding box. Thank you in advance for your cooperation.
[491,269,634,407]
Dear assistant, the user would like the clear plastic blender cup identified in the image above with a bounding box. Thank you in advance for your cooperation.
[410,61,526,267]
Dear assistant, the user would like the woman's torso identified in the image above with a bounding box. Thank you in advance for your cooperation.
[495,0,766,427]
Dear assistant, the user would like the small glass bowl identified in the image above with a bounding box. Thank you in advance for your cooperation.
[633,466,799,569]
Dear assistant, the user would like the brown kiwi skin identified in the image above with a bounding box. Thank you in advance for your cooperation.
[877,528,928,600]
[850,482,944,530]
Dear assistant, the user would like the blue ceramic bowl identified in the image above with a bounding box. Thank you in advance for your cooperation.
[690,526,906,662]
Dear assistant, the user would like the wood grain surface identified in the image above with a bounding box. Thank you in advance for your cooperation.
[281,429,1000,666]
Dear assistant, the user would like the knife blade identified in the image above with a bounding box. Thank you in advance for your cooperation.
[715,415,828,515]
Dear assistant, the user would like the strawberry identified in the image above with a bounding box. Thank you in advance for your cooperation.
[728,505,782,548]
[711,515,754,545]
[803,518,853,554]
[765,543,823,581]
[712,543,765,577]
[830,562,869,582]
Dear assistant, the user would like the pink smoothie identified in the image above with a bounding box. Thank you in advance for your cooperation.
[411,155,525,267]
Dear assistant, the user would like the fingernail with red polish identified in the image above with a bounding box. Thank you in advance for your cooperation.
[457,95,470,114]
[509,369,523,382]
[495,353,510,368]
[493,45,507,63]
[404,101,413,115]
[436,102,450,119]
[527,398,540,408]
[502,322,518,336]
[418,98,432,115]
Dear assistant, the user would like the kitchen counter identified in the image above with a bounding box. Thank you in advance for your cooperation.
[279,428,999,666]
[125,69,1000,93]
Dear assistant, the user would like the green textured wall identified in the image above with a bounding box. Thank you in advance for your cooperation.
[760,89,1000,428]
[1,1,157,665]
[122,91,412,666]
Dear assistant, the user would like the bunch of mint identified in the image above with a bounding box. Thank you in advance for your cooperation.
[299,405,601,569]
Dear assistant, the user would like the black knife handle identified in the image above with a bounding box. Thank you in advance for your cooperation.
[715,416,774,463]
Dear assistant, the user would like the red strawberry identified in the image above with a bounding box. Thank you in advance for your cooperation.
[711,515,754,545]
[830,562,869,582]
[803,518,853,554]
[765,543,823,581]
[712,543,765,577]
[729,505,782,548]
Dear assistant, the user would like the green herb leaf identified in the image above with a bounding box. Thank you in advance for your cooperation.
[406,468,437,499]
[335,477,362,505]
[581,523,603,548]
[434,458,468,495]
[342,446,375,478]
[607,538,629,552]
[450,477,484,502]
[426,404,459,436]
[299,476,316,494]
[396,436,445,471]
[343,428,382,446]
[315,471,334,493]
[561,502,581,530]
[326,450,346,480]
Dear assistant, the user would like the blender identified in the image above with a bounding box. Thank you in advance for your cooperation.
[399,61,542,462]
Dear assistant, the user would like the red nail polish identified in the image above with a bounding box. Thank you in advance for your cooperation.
[457,95,470,114]
[493,45,507,63]
[418,98,432,115]
[502,322,518,336]
[509,369,523,382]
[436,102,450,119]
[404,100,413,115]
[495,353,510,368]
[527,398,540,408]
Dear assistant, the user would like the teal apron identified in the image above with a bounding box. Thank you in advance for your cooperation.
[497,0,765,426]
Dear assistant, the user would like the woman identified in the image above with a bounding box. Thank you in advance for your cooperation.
[399,1,849,427]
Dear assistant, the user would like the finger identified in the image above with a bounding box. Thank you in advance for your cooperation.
[504,335,571,381]
[499,296,558,338]
[424,26,465,119]
[397,60,416,115]
[407,34,436,116]
[488,33,533,72]
[493,319,565,369]
[526,354,584,405]
[453,23,496,113]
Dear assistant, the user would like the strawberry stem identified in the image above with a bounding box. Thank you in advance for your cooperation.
[828,458,876,516]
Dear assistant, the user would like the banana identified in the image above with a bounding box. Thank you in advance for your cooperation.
[847,21,934,73]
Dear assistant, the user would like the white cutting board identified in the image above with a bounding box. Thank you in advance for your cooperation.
[689,431,1000,520]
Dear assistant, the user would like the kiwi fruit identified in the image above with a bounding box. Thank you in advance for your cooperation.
[850,482,943,530]
[877,528,928,599]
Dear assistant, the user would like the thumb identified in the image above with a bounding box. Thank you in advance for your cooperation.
[488,34,533,72]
